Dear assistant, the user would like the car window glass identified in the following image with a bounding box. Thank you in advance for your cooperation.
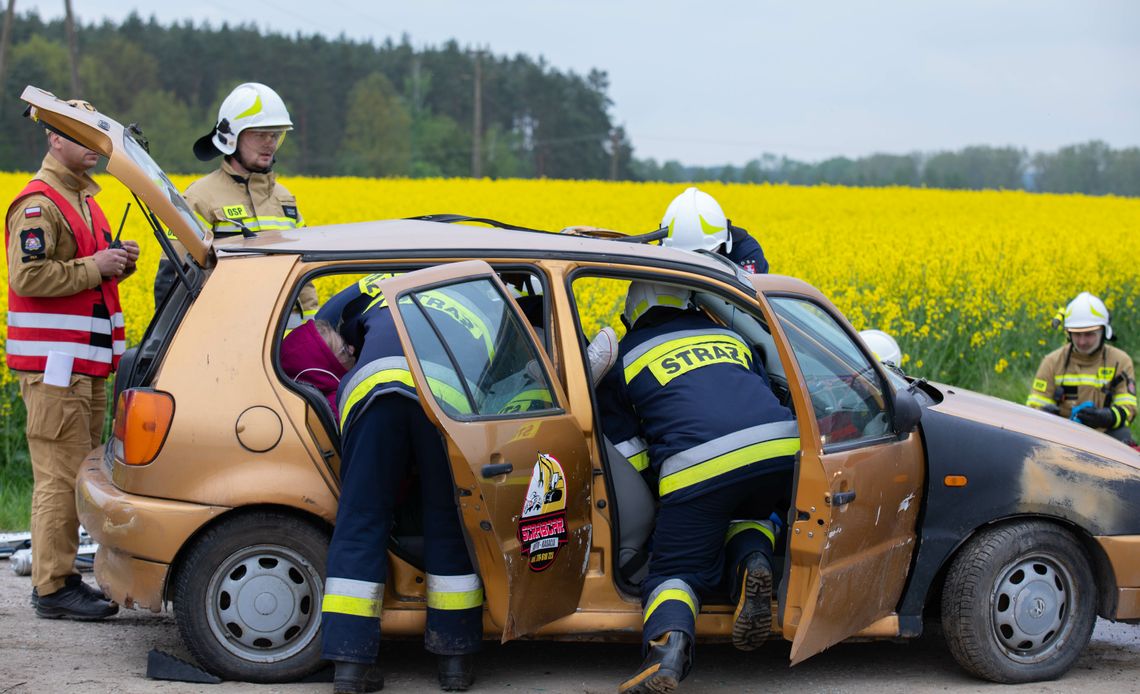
[769,296,892,448]
[121,132,206,240]
[398,277,558,419]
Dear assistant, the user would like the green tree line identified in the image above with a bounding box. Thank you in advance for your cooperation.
[0,12,635,179]
[0,12,1135,195]
[634,143,1140,196]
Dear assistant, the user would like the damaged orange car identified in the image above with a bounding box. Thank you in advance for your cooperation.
[22,87,1140,686]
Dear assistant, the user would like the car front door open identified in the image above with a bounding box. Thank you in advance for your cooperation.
[761,290,925,664]
[379,261,592,641]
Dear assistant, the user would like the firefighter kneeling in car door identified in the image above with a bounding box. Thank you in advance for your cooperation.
[5,99,137,620]
[596,282,799,694]
[321,287,485,693]
[1026,292,1137,446]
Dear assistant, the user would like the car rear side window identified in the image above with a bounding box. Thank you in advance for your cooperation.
[769,297,892,448]
[397,278,559,419]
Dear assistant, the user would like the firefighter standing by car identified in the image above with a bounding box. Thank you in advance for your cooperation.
[1026,292,1137,445]
[596,281,798,694]
[4,99,137,620]
[154,82,317,319]
[660,187,769,273]
[321,282,486,693]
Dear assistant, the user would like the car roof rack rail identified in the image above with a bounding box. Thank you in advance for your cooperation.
[407,213,668,245]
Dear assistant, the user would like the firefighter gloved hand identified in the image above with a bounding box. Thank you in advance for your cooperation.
[1040,403,1061,416]
[1073,403,1116,429]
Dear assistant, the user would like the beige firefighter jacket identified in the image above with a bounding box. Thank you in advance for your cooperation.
[1026,342,1137,430]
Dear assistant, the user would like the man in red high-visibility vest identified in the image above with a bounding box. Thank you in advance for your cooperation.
[4,99,138,620]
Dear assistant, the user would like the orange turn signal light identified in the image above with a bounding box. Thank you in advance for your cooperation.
[943,475,968,487]
[113,389,175,466]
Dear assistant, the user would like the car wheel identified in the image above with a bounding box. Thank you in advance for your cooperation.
[941,521,1096,684]
[173,511,329,682]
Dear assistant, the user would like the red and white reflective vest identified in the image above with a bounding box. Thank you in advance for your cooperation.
[5,180,125,377]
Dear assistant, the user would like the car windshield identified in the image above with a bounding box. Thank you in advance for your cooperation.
[121,131,207,240]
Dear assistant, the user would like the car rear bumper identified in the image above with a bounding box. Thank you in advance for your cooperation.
[76,446,228,611]
[1096,535,1140,620]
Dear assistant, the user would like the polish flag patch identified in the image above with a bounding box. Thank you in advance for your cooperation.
[24,206,41,218]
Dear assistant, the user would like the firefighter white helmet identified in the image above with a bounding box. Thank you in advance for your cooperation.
[660,187,732,254]
[1064,292,1112,340]
[859,329,902,365]
[623,281,692,328]
[193,83,293,161]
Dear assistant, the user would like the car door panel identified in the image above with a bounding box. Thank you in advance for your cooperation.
[379,261,592,642]
[754,285,925,664]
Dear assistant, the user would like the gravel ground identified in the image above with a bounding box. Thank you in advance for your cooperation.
[1,566,1138,693]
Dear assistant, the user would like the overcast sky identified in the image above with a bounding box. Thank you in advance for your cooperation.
[17,0,1140,166]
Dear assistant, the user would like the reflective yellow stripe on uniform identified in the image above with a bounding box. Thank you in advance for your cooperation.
[322,577,383,618]
[643,579,699,623]
[1026,393,1055,408]
[623,329,753,386]
[1055,374,1112,387]
[725,520,775,548]
[615,436,650,472]
[1114,394,1138,407]
[426,573,484,611]
[499,389,554,413]
[340,367,416,429]
[658,421,800,497]
[339,357,473,429]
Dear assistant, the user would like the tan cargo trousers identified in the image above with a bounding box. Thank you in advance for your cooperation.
[18,372,106,596]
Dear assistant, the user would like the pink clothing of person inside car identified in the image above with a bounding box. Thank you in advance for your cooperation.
[280,319,352,417]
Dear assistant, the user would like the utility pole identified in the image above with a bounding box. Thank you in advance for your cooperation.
[471,48,483,178]
[610,128,620,181]
[63,0,81,96]
[0,0,16,99]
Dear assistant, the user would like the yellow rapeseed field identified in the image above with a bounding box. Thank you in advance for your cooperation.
[2,173,1139,396]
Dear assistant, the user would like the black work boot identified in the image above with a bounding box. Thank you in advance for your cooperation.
[32,576,110,608]
[332,660,385,693]
[618,631,691,694]
[35,582,118,621]
[437,654,474,691]
[730,551,773,651]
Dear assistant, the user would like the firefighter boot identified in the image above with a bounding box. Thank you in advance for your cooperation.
[332,661,385,693]
[731,551,773,651]
[437,654,474,691]
[618,631,692,694]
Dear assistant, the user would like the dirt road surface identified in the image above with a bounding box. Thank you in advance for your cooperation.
[1,567,1139,693]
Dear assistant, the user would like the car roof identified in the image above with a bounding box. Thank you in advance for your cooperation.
[219,218,816,294]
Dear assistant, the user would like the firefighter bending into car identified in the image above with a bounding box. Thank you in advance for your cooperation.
[5,99,138,620]
[321,282,487,693]
[154,82,316,319]
[596,281,798,694]
[1026,292,1136,446]
[660,187,769,274]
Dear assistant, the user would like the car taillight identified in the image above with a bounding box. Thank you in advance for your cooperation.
[112,389,175,466]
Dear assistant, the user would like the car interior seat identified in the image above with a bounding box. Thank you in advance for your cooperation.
[585,328,655,586]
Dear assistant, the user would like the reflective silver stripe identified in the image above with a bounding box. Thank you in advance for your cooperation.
[426,573,482,594]
[338,356,411,417]
[113,340,127,356]
[659,420,800,479]
[111,313,125,328]
[325,577,384,600]
[621,328,746,370]
[5,339,112,363]
[8,311,114,334]
[615,436,648,458]
[644,578,700,616]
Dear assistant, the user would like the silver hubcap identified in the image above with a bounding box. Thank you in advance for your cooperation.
[205,544,323,663]
[991,554,1073,663]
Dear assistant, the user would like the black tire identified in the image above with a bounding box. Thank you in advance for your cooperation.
[172,511,330,682]
[941,521,1096,683]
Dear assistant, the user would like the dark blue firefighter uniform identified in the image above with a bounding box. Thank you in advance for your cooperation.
[726,224,768,274]
[597,307,797,653]
[321,300,483,664]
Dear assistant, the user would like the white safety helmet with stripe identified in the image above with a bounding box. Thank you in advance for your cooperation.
[1064,292,1113,340]
[193,82,293,161]
[859,329,902,365]
[623,281,693,328]
[661,187,732,254]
